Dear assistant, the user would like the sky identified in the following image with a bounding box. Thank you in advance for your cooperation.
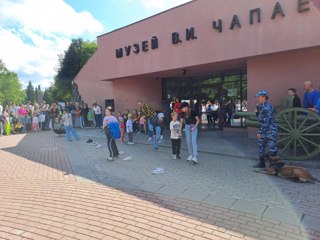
[0,0,191,90]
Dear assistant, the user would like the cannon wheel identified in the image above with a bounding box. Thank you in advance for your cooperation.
[276,108,320,160]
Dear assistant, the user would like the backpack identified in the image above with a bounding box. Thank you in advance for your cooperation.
[108,121,121,139]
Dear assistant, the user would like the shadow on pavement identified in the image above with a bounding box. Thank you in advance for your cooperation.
[1,130,320,239]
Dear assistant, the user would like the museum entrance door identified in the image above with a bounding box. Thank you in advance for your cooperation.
[162,69,247,130]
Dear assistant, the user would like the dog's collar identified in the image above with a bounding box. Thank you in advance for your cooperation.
[270,162,285,172]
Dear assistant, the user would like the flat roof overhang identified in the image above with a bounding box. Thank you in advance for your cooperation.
[101,58,247,82]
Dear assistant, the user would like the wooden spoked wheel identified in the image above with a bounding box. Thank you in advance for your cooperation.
[276,108,320,160]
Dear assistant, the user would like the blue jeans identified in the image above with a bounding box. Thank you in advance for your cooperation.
[185,124,198,157]
[65,126,79,141]
[75,117,82,128]
[147,119,153,138]
[153,126,161,149]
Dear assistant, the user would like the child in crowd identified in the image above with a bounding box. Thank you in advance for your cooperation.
[53,117,66,135]
[32,113,39,132]
[139,115,146,134]
[5,115,11,135]
[61,109,80,142]
[157,112,165,140]
[152,114,161,151]
[126,113,134,145]
[87,108,95,128]
[117,112,125,143]
[38,113,46,130]
[133,109,139,133]
[14,120,24,134]
[170,111,181,159]
[74,107,82,128]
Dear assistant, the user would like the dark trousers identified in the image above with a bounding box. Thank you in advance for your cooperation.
[95,114,103,128]
[207,114,212,124]
[171,138,181,156]
[83,115,88,127]
[107,134,119,157]
[128,132,133,142]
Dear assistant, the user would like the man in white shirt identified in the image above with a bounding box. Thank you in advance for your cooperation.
[92,102,103,128]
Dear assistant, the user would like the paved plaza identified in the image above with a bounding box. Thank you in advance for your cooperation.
[0,129,320,240]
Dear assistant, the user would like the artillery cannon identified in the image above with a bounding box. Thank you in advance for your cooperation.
[236,97,320,160]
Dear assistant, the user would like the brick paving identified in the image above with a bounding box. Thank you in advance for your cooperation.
[0,131,319,240]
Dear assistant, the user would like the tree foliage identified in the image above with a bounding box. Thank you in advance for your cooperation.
[54,38,97,101]
[26,80,35,103]
[0,60,26,105]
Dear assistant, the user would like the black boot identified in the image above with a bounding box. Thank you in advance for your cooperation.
[253,157,266,168]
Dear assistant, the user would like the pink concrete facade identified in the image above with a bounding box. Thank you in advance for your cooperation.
[247,46,320,109]
[75,0,320,113]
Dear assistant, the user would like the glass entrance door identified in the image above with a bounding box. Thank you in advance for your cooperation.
[162,69,247,130]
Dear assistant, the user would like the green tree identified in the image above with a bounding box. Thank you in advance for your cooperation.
[43,85,58,105]
[25,80,35,103]
[0,60,26,105]
[54,38,97,101]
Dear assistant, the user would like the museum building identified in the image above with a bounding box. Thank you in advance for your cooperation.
[75,0,320,126]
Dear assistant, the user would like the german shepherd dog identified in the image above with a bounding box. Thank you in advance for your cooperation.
[256,155,319,184]
[267,165,319,183]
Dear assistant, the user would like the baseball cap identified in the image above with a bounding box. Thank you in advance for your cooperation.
[255,90,269,98]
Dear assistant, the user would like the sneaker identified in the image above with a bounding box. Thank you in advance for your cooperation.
[107,156,114,161]
[191,157,198,164]
[86,139,93,143]
[91,142,98,146]
[128,142,134,145]
[119,151,125,155]
[187,155,193,161]
[160,135,163,140]
[172,155,177,160]
[177,155,181,159]
[95,144,102,149]
[147,137,152,141]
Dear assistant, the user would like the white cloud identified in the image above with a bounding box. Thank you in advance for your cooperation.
[0,0,104,89]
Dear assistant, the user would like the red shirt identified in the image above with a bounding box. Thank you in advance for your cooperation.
[173,102,182,114]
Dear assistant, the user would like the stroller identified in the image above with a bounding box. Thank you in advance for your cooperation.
[52,117,66,136]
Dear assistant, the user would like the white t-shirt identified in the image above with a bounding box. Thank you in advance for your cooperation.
[170,120,180,139]
[93,105,102,115]
[32,116,39,124]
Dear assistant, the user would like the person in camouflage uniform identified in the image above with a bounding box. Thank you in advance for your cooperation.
[254,90,284,169]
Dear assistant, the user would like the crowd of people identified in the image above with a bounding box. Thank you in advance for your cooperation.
[0,100,114,136]
[1,80,319,167]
